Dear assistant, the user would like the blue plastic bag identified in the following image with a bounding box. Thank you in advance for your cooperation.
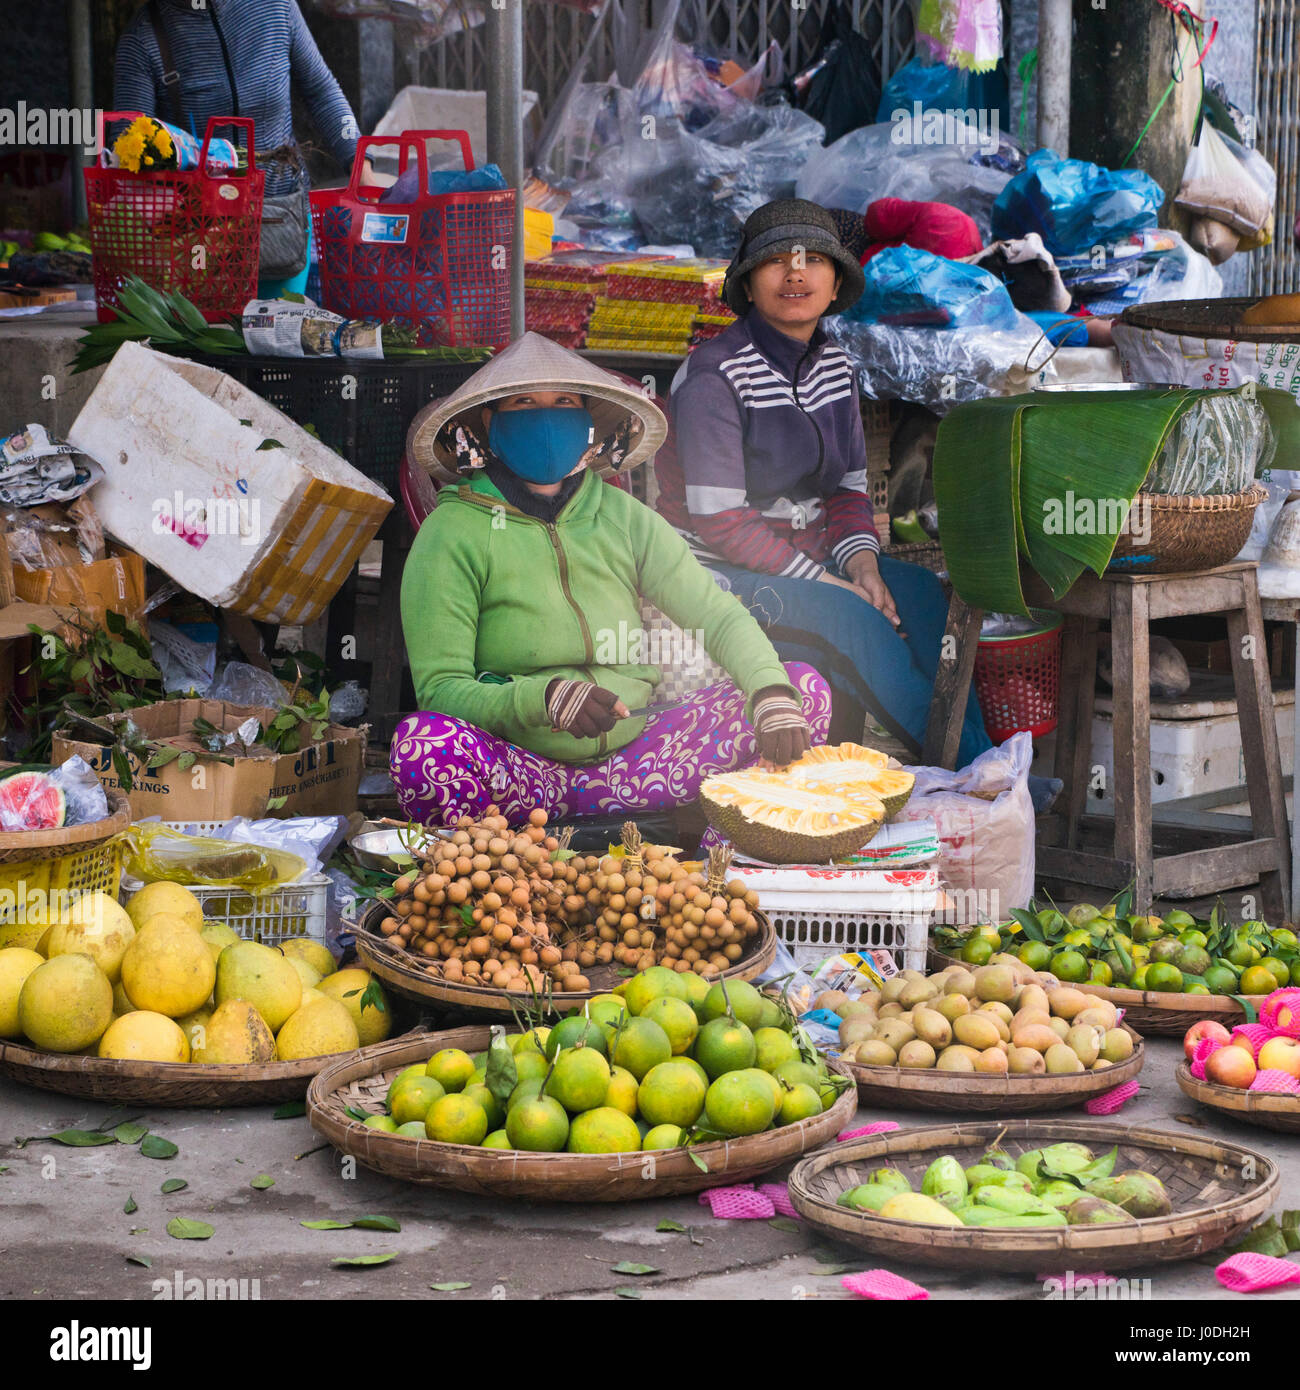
[992,149,1162,257]
[875,55,1010,133]
[379,161,508,204]
[844,245,1021,331]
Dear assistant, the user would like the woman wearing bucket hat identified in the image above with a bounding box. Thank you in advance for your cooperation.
[392,332,832,826]
[661,196,994,770]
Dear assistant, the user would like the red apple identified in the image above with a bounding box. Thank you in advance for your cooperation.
[1183,1019,1232,1062]
[1205,1044,1257,1090]
[1258,1036,1300,1079]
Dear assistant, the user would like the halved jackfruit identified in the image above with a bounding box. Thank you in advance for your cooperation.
[790,744,915,817]
[698,770,885,864]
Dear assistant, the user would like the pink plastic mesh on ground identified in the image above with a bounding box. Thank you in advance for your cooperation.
[837,1121,901,1142]
[1261,988,1300,1037]
[1249,1068,1300,1094]
[1230,1024,1276,1058]
[1216,1252,1300,1293]
[1083,1079,1140,1114]
[697,1185,776,1219]
[757,1183,801,1219]
[1191,1036,1225,1080]
[842,1269,930,1300]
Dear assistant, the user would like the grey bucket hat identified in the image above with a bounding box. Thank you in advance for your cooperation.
[722,197,866,317]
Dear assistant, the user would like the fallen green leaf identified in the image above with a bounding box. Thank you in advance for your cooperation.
[113,1121,149,1145]
[129,1227,147,1235]
[429,1281,471,1291]
[47,1128,115,1147]
[332,1252,397,1267]
[140,1135,179,1159]
[274,1101,306,1120]
[352,1215,401,1232]
[251,1174,275,1190]
[123,1195,138,1215]
[812,1262,859,1276]
[767,1217,800,1233]
[161,1178,187,1194]
[125,1254,152,1268]
[301,1219,353,1230]
[610,1261,657,1276]
[256,438,285,450]
[656,1219,687,1233]
[166,1218,213,1240]
[614,1287,644,1299]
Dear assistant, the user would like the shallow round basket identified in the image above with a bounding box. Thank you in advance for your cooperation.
[0,1035,368,1107]
[354,899,778,1017]
[1120,296,1300,342]
[1108,483,1269,575]
[308,1026,857,1201]
[1176,1061,1300,1135]
[927,948,1245,1036]
[0,788,131,865]
[841,1024,1144,1114]
[788,1117,1277,1273]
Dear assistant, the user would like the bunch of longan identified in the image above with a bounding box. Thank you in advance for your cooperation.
[638,842,762,977]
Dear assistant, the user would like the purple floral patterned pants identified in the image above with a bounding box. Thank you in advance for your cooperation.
[389,662,831,826]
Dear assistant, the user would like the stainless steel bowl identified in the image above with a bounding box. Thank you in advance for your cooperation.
[349,826,446,875]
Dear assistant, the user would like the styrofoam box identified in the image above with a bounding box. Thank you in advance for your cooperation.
[1032,675,1294,810]
[730,864,936,972]
[370,86,541,177]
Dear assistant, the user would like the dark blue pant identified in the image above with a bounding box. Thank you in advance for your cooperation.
[713,557,992,768]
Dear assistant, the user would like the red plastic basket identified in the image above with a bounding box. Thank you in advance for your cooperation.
[85,113,263,323]
[972,609,1063,743]
[309,129,515,347]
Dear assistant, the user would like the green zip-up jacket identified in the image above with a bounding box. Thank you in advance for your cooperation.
[400,470,796,763]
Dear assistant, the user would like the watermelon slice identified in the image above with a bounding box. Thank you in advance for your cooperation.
[0,770,68,832]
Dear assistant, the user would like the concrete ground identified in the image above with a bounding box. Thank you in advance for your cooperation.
[2,1034,1297,1303]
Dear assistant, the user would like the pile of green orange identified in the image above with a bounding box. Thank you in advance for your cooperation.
[356,968,848,1154]
[937,904,1300,998]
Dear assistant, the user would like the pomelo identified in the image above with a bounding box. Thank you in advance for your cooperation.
[45,893,135,983]
[274,997,358,1060]
[97,1010,189,1063]
[214,940,301,1032]
[277,937,336,979]
[316,967,389,1044]
[0,946,45,1037]
[125,882,203,933]
[190,999,275,1064]
[121,920,215,1017]
[18,953,113,1052]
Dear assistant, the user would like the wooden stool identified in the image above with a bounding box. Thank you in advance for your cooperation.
[923,562,1291,917]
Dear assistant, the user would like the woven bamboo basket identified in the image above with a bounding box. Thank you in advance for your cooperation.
[841,1024,1144,1113]
[0,1034,365,1106]
[308,1026,858,1200]
[788,1117,1277,1272]
[1120,297,1299,342]
[1108,483,1269,575]
[883,539,946,574]
[0,788,131,865]
[353,899,778,1017]
[927,947,1245,1035]
[1176,1061,1300,1135]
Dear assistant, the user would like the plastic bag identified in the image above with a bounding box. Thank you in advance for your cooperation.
[631,0,744,134]
[535,80,637,188]
[845,245,1021,331]
[1142,394,1274,496]
[914,0,1003,71]
[379,161,508,204]
[876,53,1008,129]
[149,619,218,695]
[992,149,1163,257]
[206,662,290,711]
[32,756,109,829]
[205,815,349,880]
[123,822,306,890]
[791,0,882,144]
[893,731,1034,924]
[1176,121,1275,236]
[1238,470,1300,564]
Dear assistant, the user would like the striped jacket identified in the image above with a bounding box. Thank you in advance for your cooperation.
[113,0,358,192]
[661,311,879,579]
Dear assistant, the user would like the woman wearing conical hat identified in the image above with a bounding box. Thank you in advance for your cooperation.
[393,333,831,826]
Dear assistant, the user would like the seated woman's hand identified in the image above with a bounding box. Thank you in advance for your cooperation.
[546,679,630,738]
[752,686,811,768]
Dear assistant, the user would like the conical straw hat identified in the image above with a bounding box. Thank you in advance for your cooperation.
[406,332,667,485]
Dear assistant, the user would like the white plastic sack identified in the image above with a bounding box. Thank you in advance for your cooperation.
[1176,121,1276,236]
[893,732,1035,926]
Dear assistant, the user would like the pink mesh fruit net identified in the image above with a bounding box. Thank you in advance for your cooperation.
[842,1269,930,1300]
[1216,1252,1300,1293]
[697,1185,776,1219]
[1083,1079,1139,1114]
[837,1121,901,1142]
[1190,1036,1225,1080]
[1261,988,1300,1037]
[1230,1024,1275,1057]
[758,1183,801,1220]
[1249,1068,1300,1094]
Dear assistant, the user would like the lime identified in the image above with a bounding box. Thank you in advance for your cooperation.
[426,1048,476,1093]
[1062,928,1093,948]
[1178,929,1209,949]
[975,923,1004,944]
[363,1114,398,1132]
[752,1025,798,1073]
[387,1063,428,1104]
[462,1082,504,1131]
[1098,904,1117,920]
[1131,919,1164,943]
[637,1060,707,1128]
[388,1074,446,1126]
[507,1077,545,1110]
[701,979,764,1029]
[510,1027,550,1058]
[425,1093,489,1145]
[1145,962,1183,994]
[641,995,700,1055]
[816,1075,843,1111]
[1066,904,1101,927]
[771,1058,820,1090]
[1226,941,1257,968]
[604,1064,640,1117]
[778,1082,824,1125]
[1088,959,1113,986]
[1269,927,1299,951]
[1203,964,1239,996]
[641,1123,685,1150]
[676,1055,710,1089]
[1291,960,1300,987]
[395,1121,427,1138]
[610,1016,673,1079]
[961,937,994,966]
[1149,938,1184,967]
[1049,950,1088,983]
[566,1106,641,1153]
[482,1129,512,1149]
[746,1066,783,1114]
[1240,964,1278,995]
[623,966,687,1016]
[1128,964,1149,989]
[545,1046,611,1113]
[545,1015,609,1059]
[1017,941,1053,972]
[1163,909,1197,928]
[1260,956,1291,989]
[704,1070,776,1136]
[587,996,629,1030]
[693,1016,756,1079]
[1179,945,1210,977]
[512,1050,550,1084]
[676,971,712,1020]
[1183,982,1210,995]
[505,1095,569,1151]
[753,997,785,1031]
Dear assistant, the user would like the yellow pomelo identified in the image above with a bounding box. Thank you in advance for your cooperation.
[317,968,390,1045]
[0,947,44,1037]
[45,893,136,984]
[121,920,216,1018]
[18,954,113,1052]
[126,882,204,933]
[278,937,336,979]
[112,980,137,1016]
[214,940,301,1033]
[35,924,55,955]
[299,986,326,1006]
[199,920,242,963]
[284,954,323,989]
[0,918,48,953]
[191,999,275,1064]
[98,1010,189,1063]
[174,1005,212,1053]
[274,997,359,1060]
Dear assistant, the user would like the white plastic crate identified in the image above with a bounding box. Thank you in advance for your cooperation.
[766,908,931,973]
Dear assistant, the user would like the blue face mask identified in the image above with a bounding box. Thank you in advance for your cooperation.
[488,406,595,485]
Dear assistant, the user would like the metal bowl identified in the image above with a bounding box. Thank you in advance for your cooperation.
[349,826,447,875]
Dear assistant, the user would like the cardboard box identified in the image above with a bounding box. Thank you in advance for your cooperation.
[52,699,366,822]
[12,548,146,627]
[68,342,393,624]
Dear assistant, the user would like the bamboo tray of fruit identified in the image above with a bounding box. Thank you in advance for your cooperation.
[352,812,775,1015]
[1175,1062,1300,1134]
[788,1119,1278,1273]
[828,960,1144,1113]
[308,1017,858,1201]
[930,897,1299,1034]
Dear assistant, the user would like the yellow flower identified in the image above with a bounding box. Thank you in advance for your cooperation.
[154,127,174,157]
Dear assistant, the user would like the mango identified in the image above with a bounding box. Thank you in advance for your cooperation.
[1066,1194,1137,1225]
[963,1164,1032,1190]
[839,1182,901,1212]
[972,1184,1053,1215]
[1086,1170,1171,1218]
[878,1192,964,1225]
[865,1166,912,1195]
[921,1155,968,1209]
